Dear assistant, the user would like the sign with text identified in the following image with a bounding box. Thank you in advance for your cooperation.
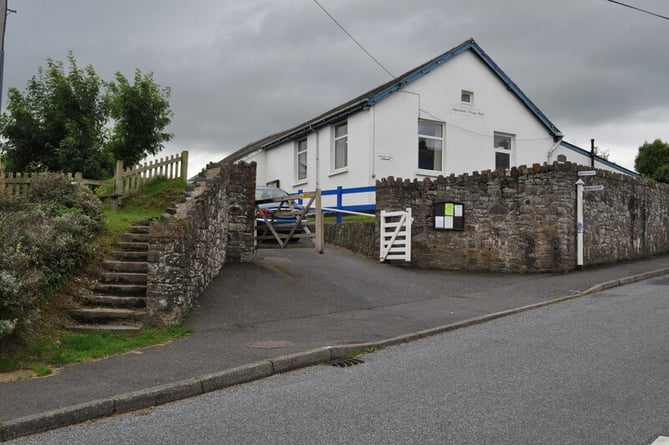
[434,202,465,231]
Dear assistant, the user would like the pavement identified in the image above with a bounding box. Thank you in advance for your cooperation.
[2,244,669,441]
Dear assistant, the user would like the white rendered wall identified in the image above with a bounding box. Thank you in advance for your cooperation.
[243,49,630,206]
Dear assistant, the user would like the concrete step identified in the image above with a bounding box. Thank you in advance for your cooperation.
[99,272,147,285]
[103,260,148,273]
[109,250,148,262]
[130,224,150,234]
[90,283,147,297]
[70,222,152,333]
[67,323,143,334]
[80,295,146,308]
[114,241,148,252]
[69,307,145,323]
[123,232,150,243]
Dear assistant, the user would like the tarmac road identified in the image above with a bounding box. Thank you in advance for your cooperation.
[2,246,669,440]
[10,276,669,444]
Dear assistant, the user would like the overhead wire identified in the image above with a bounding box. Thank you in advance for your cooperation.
[312,0,396,79]
[606,0,669,21]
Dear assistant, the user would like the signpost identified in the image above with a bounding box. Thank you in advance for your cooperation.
[576,171,604,269]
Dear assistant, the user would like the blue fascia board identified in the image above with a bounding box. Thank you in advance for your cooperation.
[367,39,475,107]
[560,141,640,177]
[469,44,562,138]
[368,39,562,138]
[261,39,562,153]
[262,102,368,151]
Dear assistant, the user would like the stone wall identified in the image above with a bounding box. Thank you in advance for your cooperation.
[324,221,376,258]
[376,162,669,272]
[582,168,669,262]
[145,161,256,327]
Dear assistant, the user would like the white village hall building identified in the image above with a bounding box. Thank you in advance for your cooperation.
[225,38,636,205]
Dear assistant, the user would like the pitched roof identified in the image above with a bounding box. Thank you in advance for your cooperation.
[226,38,562,162]
[559,141,639,177]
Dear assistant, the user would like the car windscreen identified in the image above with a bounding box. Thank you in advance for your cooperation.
[255,188,288,201]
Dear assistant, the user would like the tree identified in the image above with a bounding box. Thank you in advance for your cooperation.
[0,53,173,179]
[0,53,110,178]
[107,69,173,167]
[634,139,669,183]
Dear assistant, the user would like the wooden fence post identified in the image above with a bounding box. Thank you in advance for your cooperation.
[114,160,124,196]
[315,189,324,254]
[180,150,189,181]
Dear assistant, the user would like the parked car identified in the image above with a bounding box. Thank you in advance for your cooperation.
[255,186,307,238]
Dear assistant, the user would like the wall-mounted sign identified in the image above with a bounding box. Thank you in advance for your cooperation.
[434,202,464,231]
[451,106,485,118]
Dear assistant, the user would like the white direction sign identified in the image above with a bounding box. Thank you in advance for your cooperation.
[583,185,604,192]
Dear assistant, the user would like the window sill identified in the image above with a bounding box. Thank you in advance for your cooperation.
[293,179,308,187]
[329,168,348,177]
[415,169,442,178]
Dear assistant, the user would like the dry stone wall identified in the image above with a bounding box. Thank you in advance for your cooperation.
[376,162,669,272]
[145,161,256,327]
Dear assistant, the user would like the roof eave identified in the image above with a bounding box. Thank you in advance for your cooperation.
[260,99,369,151]
[560,140,639,177]
[226,38,564,161]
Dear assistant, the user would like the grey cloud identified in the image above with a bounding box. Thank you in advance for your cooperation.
[3,0,669,172]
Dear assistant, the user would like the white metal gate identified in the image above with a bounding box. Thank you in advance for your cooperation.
[380,208,412,262]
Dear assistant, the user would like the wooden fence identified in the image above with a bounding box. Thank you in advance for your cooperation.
[113,150,189,195]
[0,151,189,201]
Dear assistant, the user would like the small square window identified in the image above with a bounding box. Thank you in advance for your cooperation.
[461,90,473,104]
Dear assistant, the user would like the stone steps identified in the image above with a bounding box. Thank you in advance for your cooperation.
[80,295,146,308]
[68,324,143,334]
[69,307,145,323]
[90,283,147,296]
[69,221,150,333]
[98,272,147,285]
[103,260,148,273]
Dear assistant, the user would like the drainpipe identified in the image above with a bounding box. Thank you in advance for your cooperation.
[546,133,564,164]
[370,106,376,181]
[314,126,320,189]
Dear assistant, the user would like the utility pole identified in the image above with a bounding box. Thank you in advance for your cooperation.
[0,0,16,112]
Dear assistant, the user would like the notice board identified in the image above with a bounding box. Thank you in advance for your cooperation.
[433,202,464,231]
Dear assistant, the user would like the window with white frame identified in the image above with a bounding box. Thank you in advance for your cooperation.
[461,90,474,105]
[333,122,348,171]
[494,132,514,170]
[418,119,444,171]
[295,138,307,181]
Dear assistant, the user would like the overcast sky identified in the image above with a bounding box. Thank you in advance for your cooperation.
[3,0,668,176]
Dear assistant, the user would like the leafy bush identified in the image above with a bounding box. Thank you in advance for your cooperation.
[0,173,104,339]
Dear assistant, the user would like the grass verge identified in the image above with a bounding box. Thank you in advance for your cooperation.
[0,326,191,375]
[99,177,187,248]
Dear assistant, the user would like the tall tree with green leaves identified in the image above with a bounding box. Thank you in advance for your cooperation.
[107,69,173,167]
[634,139,669,183]
[0,53,110,178]
[0,53,173,179]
